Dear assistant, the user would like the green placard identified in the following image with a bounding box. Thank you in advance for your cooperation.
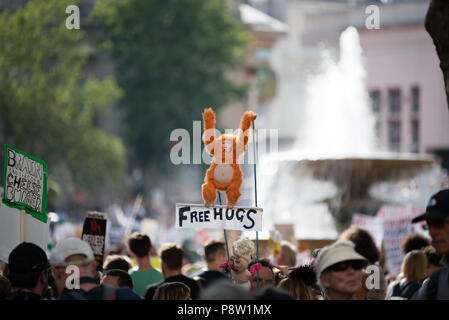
[2,144,48,223]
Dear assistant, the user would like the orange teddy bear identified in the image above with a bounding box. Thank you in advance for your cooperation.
[201,108,257,207]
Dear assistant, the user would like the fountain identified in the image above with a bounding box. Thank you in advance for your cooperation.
[259,27,441,236]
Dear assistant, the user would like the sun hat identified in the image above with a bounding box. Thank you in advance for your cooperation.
[315,240,367,277]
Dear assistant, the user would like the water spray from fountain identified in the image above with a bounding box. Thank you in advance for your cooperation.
[259,26,442,238]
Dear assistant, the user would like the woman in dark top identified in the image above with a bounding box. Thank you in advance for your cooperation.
[386,250,428,299]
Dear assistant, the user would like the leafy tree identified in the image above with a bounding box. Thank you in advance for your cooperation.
[91,0,248,172]
[0,0,125,202]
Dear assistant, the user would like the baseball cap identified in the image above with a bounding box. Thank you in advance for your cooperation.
[315,240,367,277]
[8,242,50,275]
[50,237,94,267]
[411,189,449,223]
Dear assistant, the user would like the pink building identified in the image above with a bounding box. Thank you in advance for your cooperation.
[267,0,449,165]
[360,23,449,155]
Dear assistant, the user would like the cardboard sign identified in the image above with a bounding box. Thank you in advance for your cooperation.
[81,211,107,271]
[268,237,282,258]
[2,144,47,223]
[175,203,263,231]
[0,201,50,262]
[377,205,423,276]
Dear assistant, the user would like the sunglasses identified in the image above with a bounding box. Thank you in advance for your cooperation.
[328,260,365,272]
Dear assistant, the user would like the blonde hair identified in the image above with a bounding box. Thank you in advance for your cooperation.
[278,277,314,300]
[232,238,255,263]
[401,250,427,282]
[152,282,191,300]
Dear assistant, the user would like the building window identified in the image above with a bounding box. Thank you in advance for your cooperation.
[388,88,401,114]
[411,120,419,153]
[389,120,401,152]
[375,121,380,140]
[369,90,381,114]
[411,86,420,114]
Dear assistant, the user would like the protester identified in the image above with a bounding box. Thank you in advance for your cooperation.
[339,225,386,300]
[197,240,229,287]
[386,250,427,299]
[400,232,431,254]
[144,243,200,300]
[422,246,443,277]
[152,281,191,300]
[102,269,134,289]
[315,240,368,300]
[128,232,163,297]
[277,265,316,300]
[50,237,140,300]
[50,237,99,299]
[411,189,449,299]
[249,259,276,291]
[279,241,297,268]
[103,254,132,272]
[6,242,51,300]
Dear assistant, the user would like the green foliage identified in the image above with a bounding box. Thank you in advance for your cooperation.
[91,0,249,168]
[0,0,125,198]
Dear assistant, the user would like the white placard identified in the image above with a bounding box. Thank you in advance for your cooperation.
[175,203,263,231]
[0,201,50,262]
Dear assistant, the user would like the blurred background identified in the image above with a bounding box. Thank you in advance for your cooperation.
[1,0,449,275]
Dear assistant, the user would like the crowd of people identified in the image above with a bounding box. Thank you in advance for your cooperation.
[0,188,448,300]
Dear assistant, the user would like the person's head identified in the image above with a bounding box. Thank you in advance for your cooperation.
[152,281,191,300]
[8,242,50,297]
[316,240,367,300]
[400,250,427,282]
[128,232,152,259]
[204,240,226,269]
[103,255,132,272]
[412,189,449,255]
[200,279,255,300]
[422,245,443,277]
[400,233,431,255]
[249,259,275,291]
[160,243,184,277]
[279,241,297,267]
[101,269,134,289]
[49,237,95,296]
[231,238,254,273]
[339,225,379,264]
[278,265,316,300]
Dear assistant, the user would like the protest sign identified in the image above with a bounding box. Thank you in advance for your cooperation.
[81,211,107,271]
[2,144,47,223]
[377,205,424,276]
[268,237,282,258]
[0,200,50,262]
[175,203,263,231]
